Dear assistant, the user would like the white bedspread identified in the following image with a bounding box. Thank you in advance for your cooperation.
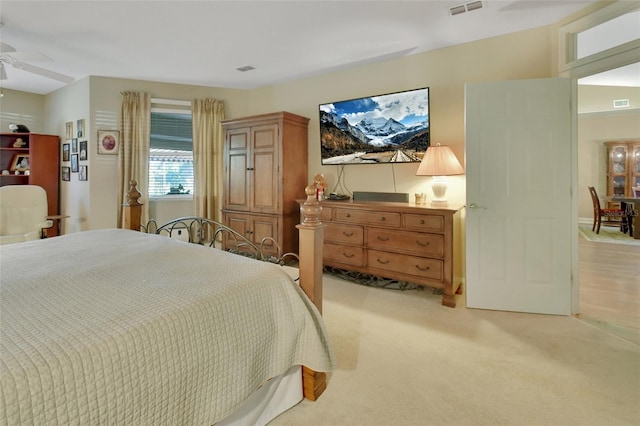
[0,229,335,425]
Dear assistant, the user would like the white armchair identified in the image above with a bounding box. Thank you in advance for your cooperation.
[0,185,54,245]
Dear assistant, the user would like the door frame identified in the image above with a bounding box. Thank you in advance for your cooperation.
[558,0,640,314]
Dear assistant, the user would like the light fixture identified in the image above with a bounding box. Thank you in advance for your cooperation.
[415,143,464,206]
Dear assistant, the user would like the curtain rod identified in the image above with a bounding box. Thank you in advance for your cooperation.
[151,98,191,106]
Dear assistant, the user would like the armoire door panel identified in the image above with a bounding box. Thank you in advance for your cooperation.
[253,151,277,212]
[227,153,249,210]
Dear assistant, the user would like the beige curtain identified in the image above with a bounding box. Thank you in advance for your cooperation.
[118,91,151,228]
[192,98,225,222]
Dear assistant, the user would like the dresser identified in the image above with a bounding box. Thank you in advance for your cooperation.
[313,199,463,307]
[221,112,309,256]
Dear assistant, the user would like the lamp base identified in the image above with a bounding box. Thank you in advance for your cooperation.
[430,199,449,207]
[430,176,449,206]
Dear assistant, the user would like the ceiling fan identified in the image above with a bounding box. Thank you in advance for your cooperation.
[0,42,74,84]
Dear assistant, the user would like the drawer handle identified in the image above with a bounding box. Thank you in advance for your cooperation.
[377,235,389,242]
[342,231,354,237]
[380,216,386,221]
[416,240,430,247]
[376,258,389,265]
[416,264,430,271]
[342,252,354,258]
[420,219,425,224]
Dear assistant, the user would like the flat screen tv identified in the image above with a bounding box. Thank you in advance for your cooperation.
[319,87,429,165]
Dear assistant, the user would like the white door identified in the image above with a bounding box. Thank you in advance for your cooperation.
[465,78,573,315]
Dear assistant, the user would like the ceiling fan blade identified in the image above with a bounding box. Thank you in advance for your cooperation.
[12,61,74,83]
[0,42,16,54]
[8,51,53,63]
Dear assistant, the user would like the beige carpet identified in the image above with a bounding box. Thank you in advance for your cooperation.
[272,274,640,426]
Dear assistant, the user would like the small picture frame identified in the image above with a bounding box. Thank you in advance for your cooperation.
[61,166,70,181]
[77,119,85,138]
[10,154,30,172]
[65,122,73,140]
[62,143,70,161]
[97,130,119,155]
[71,154,79,172]
[71,138,78,154]
[79,165,88,181]
[79,140,87,160]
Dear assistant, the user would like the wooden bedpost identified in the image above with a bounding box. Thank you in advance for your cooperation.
[296,184,327,401]
[296,184,324,312]
[123,180,143,231]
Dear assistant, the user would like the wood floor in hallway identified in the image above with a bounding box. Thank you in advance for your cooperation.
[578,232,640,345]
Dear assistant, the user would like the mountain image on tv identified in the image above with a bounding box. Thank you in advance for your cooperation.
[319,87,430,165]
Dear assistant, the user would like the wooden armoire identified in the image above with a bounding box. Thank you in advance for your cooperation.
[221,112,309,256]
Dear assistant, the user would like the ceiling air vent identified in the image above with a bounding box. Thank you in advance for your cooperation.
[236,65,255,72]
[613,99,630,108]
[450,1,484,16]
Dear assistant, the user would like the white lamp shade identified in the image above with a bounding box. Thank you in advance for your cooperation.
[415,144,464,176]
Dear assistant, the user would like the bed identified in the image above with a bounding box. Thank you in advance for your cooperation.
[0,185,333,425]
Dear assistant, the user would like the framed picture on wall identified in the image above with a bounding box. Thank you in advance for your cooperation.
[71,138,78,154]
[71,154,79,172]
[62,143,70,161]
[79,140,87,160]
[79,165,88,181]
[97,130,119,155]
[61,166,70,181]
[65,122,73,140]
[77,119,85,138]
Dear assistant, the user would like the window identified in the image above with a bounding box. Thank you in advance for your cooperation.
[149,111,194,198]
[558,1,640,78]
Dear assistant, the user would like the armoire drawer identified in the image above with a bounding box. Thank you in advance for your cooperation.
[367,249,443,281]
[325,223,364,245]
[367,228,444,258]
[334,208,401,227]
[324,243,365,267]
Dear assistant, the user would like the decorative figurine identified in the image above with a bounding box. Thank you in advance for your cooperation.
[13,138,26,148]
[313,173,326,200]
[8,123,30,133]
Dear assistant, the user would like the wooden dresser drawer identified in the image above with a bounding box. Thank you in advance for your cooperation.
[334,209,401,227]
[324,243,365,267]
[403,213,444,232]
[319,206,333,221]
[325,223,364,245]
[367,249,443,281]
[367,228,444,258]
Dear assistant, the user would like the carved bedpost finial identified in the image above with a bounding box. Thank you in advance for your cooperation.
[300,184,322,226]
[125,180,142,207]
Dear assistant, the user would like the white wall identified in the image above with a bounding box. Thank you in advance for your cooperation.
[44,77,91,233]
[0,89,45,133]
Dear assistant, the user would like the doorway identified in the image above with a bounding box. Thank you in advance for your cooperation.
[561,1,640,341]
[576,65,640,344]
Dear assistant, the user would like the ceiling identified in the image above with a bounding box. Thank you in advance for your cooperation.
[0,0,633,95]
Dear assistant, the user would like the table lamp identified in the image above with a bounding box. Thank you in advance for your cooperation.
[415,143,464,206]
